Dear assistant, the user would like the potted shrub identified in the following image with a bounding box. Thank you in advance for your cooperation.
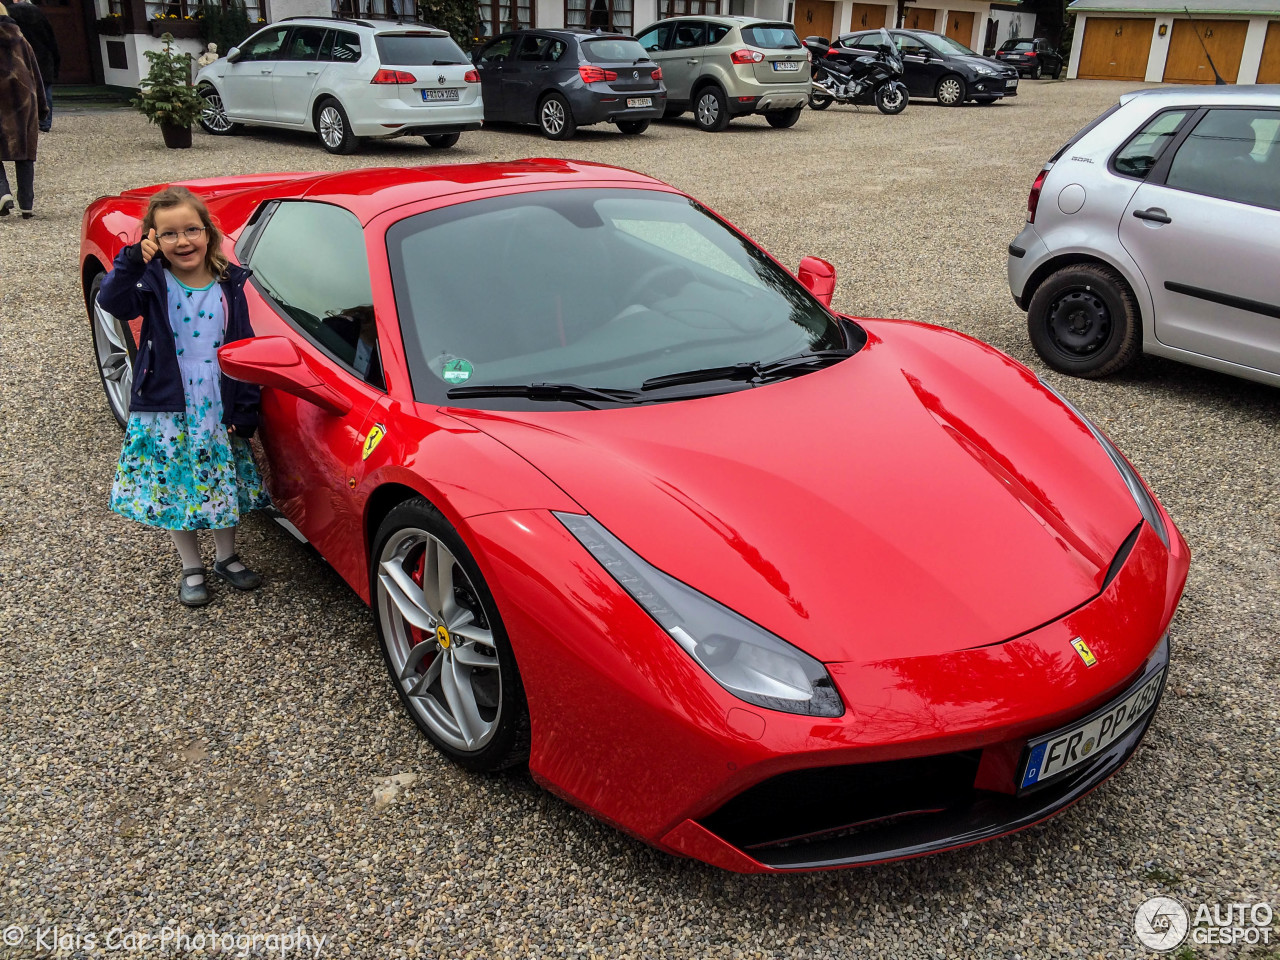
[133,34,205,148]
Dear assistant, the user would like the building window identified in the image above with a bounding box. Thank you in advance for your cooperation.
[476,0,535,38]
[147,0,265,25]
[660,0,721,15]
[332,0,417,20]
[566,0,633,32]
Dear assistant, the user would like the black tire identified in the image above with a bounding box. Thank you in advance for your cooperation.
[765,105,803,128]
[616,119,650,135]
[198,86,241,136]
[371,497,530,773]
[1027,264,1141,378]
[315,98,360,154]
[1053,64,1063,80]
[87,272,135,429]
[807,92,833,110]
[935,74,966,106]
[424,132,461,148]
[693,84,730,132]
[1031,62,1042,80]
[537,93,577,140]
[663,105,686,119]
[875,83,907,115]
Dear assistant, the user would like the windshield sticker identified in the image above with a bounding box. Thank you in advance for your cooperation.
[362,423,387,461]
[442,358,474,384]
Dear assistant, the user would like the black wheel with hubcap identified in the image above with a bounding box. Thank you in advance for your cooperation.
[765,105,803,128]
[935,74,966,106]
[87,272,134,429]
[538,93,577,140]
[693,85,730,132]
[875,83,907,114]
[316,98,360,154]
[198,86,240,135]
[371,497,530,772]
[1027,265,1141,378]
[424,132,460,148]
[616,119,650,134]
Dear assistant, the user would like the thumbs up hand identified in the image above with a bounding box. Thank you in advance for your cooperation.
[141,228,160,264]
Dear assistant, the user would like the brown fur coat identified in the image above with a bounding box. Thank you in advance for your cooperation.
[0,17,47,162]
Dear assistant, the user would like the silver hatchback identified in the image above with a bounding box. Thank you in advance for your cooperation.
[1008,86,1280,387]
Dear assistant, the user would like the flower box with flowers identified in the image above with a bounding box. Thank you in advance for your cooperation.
[149,15,201,38]
[96,13,127,35]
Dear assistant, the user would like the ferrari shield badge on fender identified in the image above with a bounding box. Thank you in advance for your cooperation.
[362,424,387,461]
[1071,637,1098,667]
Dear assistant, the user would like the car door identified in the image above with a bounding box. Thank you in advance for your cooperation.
[1118,107,1280,375]
[503,33,555,121]
[222,24,289,121]
[892,31,939,97]
[241,199,388,583]
[637,21,692,102]
[272,24,328,125]
[474,34,517,119]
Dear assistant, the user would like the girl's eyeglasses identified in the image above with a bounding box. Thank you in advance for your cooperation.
[157,226,207,245]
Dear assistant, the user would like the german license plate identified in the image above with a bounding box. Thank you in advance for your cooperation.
[627,97,653,108]
[1006,78,1019,88]
[421,89,460,102]
[1019,666,1165,789]
[773,61,800,71]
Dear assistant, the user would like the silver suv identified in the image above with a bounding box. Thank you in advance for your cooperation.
[635,16,809,131]
[196,17,483,154]
[1008,86,1280,387]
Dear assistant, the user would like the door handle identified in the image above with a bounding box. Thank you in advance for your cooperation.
[535,64,551,70]
[306,69,320,75]
[686,58,699,64]
[1132,207,1172,224]
[260,69,272,75]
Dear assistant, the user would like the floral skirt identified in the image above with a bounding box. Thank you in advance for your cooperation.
[110,404,270,531]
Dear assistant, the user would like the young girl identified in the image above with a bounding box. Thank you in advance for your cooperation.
[99,186,269,607]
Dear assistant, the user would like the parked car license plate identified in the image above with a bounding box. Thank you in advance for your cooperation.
[773,61,800,71]
[1006,78,1019,88]
[1019,666,1165,789]
[627,97,653,108]
[422,89,460,102]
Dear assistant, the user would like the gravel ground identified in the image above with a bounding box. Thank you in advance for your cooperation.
[1,80,1278,960]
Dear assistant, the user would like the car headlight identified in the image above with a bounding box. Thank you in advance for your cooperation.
[1039,382,1170,548]
[556,512,844,718]
[975,65,997,76]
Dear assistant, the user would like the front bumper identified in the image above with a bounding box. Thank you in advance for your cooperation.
[970,74,1019,98]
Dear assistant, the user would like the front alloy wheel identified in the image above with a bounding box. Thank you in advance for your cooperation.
[372,499,529,771]
[198,88,239,135]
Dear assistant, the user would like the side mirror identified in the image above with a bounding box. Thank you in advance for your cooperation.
[797,256,836,307]
[218,336,351,416]
[226,46,241,62]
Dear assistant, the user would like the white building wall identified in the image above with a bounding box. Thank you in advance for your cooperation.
[100,32,205,88]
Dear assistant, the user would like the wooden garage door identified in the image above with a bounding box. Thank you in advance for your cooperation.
[849,2,887,31]
[944,10,975,46]
[1163,19,1248,83]
[1077,17,1154,80]
[795,0,836,41]
[1259,21,1280,83]
[904,7,937,31]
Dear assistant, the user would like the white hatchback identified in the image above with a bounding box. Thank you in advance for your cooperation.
[196,17,484,153]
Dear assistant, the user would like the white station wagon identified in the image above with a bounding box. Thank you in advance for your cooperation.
[196,16,483,153]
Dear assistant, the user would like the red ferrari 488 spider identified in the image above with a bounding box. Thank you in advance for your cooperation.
[82,160,1189,872]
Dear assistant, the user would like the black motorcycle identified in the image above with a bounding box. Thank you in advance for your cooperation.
[804,29,908,115]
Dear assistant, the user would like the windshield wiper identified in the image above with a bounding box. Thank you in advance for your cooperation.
[641,349,854,392]
[446,381,645,409]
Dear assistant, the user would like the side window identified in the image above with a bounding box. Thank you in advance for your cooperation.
[517,34,551,60]
[706,23,730,44]
[895,35,925,55]
[636,24,671,51]
[853,34,880,48]
[545,39,567,61]
[319,29,335,61]
[248,202,383,388]
[331,30,361,63]
[1165,108,1280,210]
[284,25,326,61]
[478,35,516,62]
[671,21,707,49]
[239,26,289,62]
[1112,109,1192,178]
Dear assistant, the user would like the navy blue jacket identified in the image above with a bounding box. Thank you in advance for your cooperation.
[97,243,260,437]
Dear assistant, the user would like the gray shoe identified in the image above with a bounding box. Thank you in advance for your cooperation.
[213,553,262,591]
[179,567,211,607]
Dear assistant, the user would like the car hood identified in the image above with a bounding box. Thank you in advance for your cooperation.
[953,54,1014,73]
[452,320,1142,663]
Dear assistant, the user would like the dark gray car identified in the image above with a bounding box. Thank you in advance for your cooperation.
[474,29,667,139]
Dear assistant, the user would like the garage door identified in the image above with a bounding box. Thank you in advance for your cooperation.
[1077,17,1154,80]
[944,11,975,46]
[795,0,836,41]
[849,2,888,31]
[1254,20,1280,83]
[1163,19,1248,83]
[904,7,937,31]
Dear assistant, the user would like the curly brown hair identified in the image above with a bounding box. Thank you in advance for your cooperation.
[140,186,230,280]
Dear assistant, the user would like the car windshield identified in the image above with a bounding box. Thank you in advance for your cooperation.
[922,34,979,56]
[386,188,849,408]
[374,34,469,65]
[581,38,649,62]
[740,24,802,49]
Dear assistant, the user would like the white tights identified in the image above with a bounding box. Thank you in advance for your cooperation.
[169,528,245,584]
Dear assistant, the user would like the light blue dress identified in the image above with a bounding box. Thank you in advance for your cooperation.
[109,270,269,530]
